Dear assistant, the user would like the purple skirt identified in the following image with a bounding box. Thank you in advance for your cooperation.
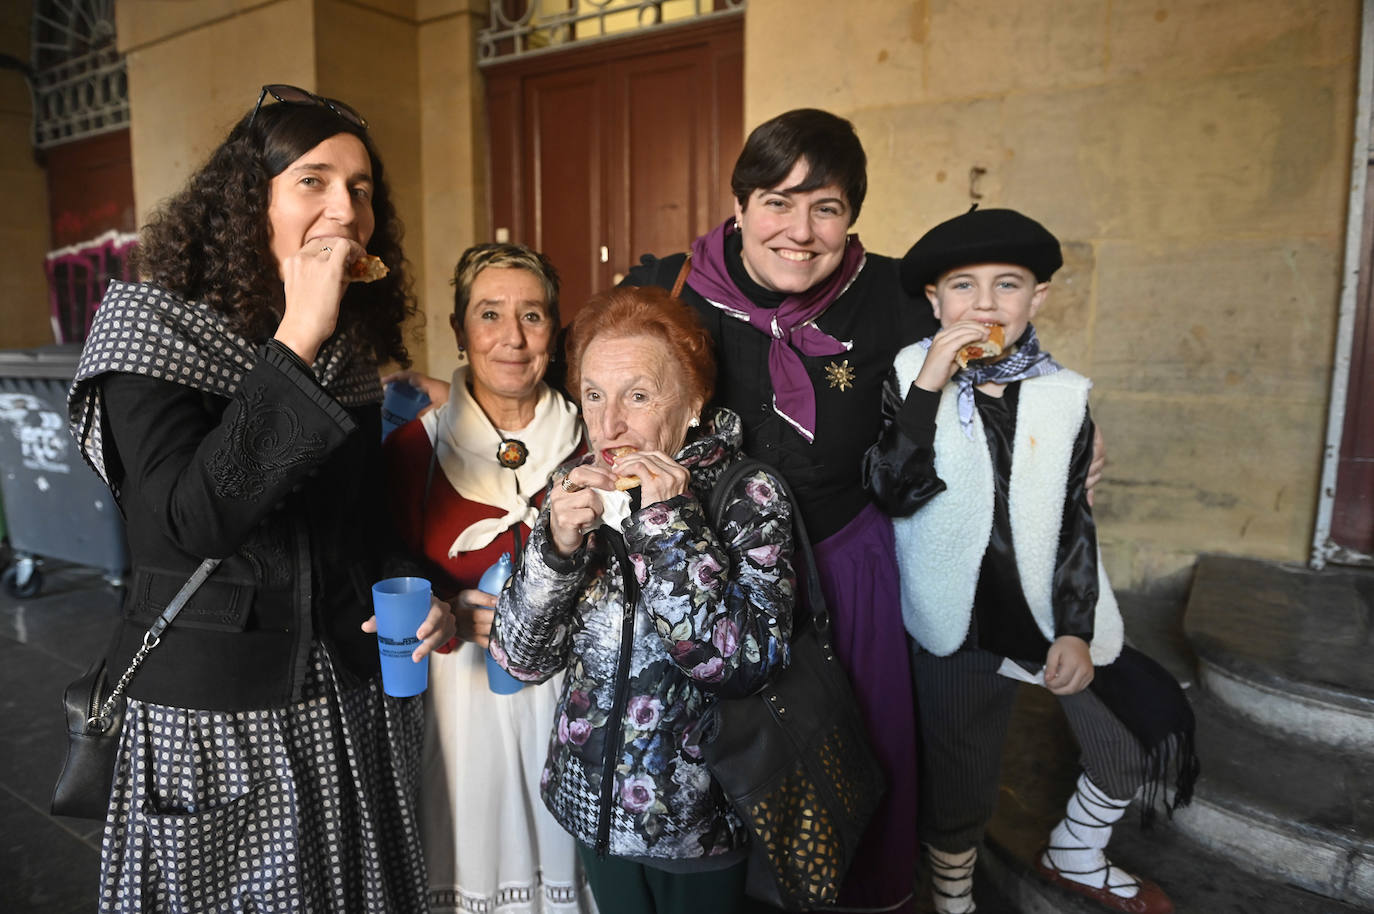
[812,502,917,913]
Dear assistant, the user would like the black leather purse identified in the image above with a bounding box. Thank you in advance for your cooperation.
[698,458,886,911]
[51,558,221,819]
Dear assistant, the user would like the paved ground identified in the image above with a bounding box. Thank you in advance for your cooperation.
[0,559,117,913]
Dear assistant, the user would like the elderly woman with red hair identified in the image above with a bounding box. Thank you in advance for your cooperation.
[490,285,799,914]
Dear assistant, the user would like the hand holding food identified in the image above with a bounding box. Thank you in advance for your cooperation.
[955,323,1005,369]
[914,322,1004,392]
[275,235,367,364]
[608,446,691,506]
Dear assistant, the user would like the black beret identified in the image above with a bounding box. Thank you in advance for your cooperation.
[900,206,1063,293]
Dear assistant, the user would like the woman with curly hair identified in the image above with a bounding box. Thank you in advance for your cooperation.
[68,85,455,914]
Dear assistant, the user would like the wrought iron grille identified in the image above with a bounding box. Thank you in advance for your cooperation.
[479,0,745,65]
[31,0,128,149]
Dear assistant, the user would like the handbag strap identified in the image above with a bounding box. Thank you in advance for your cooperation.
[670,253,693,299]
[92,557,222,725]
[708,457,829,637]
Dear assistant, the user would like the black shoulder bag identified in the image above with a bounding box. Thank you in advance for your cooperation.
[51,557,222,819]
[698,458,886,911]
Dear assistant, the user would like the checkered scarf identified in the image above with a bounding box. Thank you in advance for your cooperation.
[919,323,1063,438]
[69,280,382,488]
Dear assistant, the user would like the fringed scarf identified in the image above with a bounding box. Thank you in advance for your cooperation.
[1088,646,1200,827]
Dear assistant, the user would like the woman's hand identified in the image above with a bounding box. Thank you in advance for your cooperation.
[914,321,991,392]
[274,235,368,365]
[453,588,496,649]
[380,369,450,413]
[548,466,613,557]
[1044,635,1094,695]
[359,594,457,663]
[610,449,690,506]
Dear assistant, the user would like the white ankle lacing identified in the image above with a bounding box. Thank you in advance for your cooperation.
[1044,774,1140,899]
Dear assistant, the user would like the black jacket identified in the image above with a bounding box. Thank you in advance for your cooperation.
[96,342,409,710]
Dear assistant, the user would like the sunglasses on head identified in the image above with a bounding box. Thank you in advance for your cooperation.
[247,84,368,131]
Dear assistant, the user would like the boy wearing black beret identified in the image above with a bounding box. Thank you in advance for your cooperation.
[864,207,1196,914]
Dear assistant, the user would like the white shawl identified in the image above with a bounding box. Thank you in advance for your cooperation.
[420,366,582,556]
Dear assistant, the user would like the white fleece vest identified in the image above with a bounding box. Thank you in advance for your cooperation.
[891,344,1123,664]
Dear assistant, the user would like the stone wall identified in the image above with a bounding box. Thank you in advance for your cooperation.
[743,0,1360,587]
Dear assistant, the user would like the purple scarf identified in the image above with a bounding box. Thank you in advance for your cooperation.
[688,218,865,443]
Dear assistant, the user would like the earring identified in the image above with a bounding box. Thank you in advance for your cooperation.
[457,344,466,354]
[688,416,700,428]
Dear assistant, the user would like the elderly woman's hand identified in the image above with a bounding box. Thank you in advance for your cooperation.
[274,235,368,364]
[610,449,691,506]
[359,594,457,663]
[549,465,614,557]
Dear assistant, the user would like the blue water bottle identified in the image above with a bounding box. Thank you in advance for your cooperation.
[478,553,524,694]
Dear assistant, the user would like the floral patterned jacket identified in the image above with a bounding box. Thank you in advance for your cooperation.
[491,407,796,861]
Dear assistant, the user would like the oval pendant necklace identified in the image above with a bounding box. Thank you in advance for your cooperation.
[497,438,529,469]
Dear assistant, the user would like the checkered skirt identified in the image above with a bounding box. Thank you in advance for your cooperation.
[98,642,428,913]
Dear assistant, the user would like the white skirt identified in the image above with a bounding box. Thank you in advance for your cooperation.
[421,643,595,914]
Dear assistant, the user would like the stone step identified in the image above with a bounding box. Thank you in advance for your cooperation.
[975,681,1373,914]
[1169,689,1374,908]
[1184,554,1374,753]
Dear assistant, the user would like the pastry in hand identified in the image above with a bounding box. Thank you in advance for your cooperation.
[348,254,389,283]
[607,446,642,491]
[955,324,1006,369]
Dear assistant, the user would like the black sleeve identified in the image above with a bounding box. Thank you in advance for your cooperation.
[1051,411,1099,641]
[100,342,357,558]
[862,369,948,517]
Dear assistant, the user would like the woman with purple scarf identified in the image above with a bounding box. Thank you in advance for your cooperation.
[623,107,932,914]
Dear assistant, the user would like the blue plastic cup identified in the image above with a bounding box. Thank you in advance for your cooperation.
[486,650,525,695]
[372,576,432,697]
[478,553,524,695]
[380,381,430,441]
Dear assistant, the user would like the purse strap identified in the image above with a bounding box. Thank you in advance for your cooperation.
[708,457,829,638]
[92,557,222,726]
[670,253,693,299]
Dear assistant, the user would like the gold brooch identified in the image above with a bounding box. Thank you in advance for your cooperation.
[824,359,855,392]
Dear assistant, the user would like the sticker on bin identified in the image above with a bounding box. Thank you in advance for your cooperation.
[0,394,70,474]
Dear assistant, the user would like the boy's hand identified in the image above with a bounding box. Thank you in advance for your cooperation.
[914,321,995,392]
[1044,635,1094,695]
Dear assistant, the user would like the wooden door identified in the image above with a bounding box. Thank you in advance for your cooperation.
[485,14,743,321]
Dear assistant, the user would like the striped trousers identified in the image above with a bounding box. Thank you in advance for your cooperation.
[912,646,1146,853]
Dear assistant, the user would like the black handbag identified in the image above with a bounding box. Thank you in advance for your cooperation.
[698,458,887,911]
[50,558,221,819]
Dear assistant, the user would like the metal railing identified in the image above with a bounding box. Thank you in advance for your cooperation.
[479,0,744,65]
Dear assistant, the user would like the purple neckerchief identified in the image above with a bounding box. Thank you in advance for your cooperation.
[688,217,864,443]
[918,323,1063,439]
